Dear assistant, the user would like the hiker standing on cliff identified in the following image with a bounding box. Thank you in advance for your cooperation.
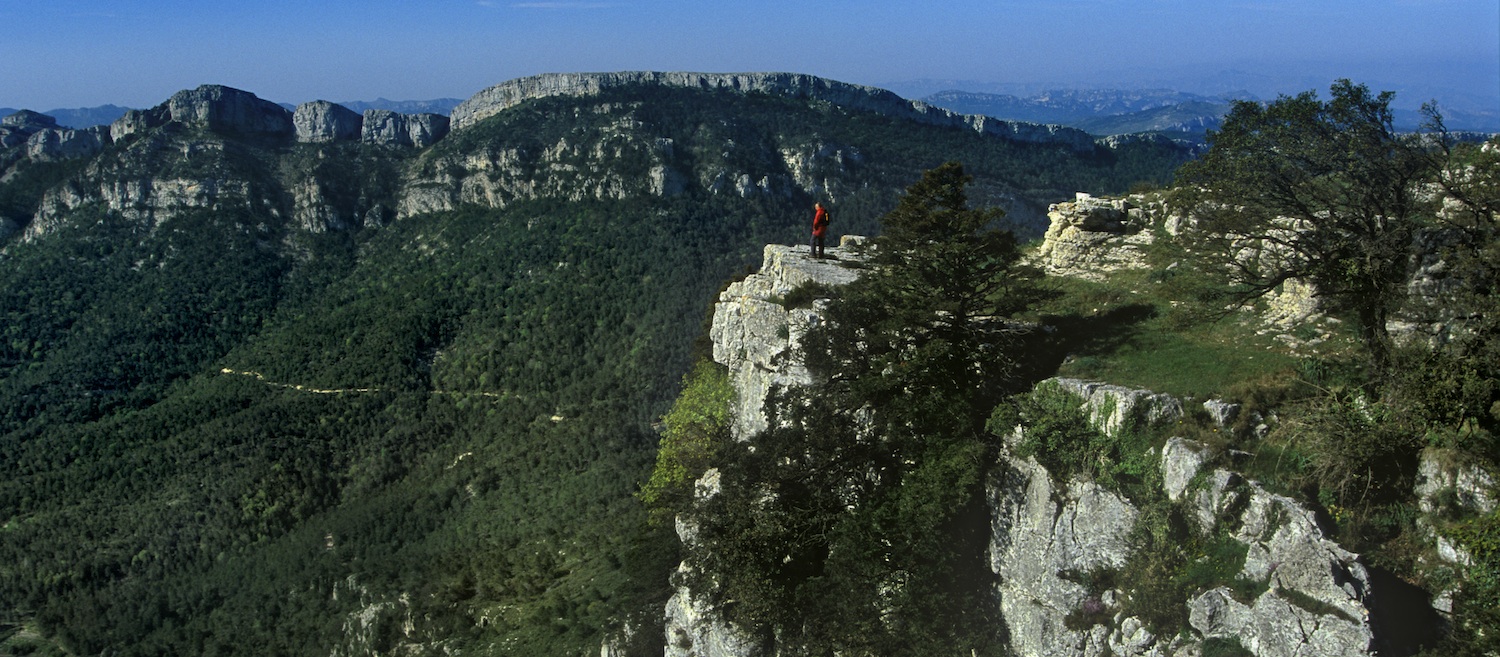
[811,202,830,258]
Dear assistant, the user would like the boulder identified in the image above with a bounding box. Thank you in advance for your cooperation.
[1161,437,1209,502]
[293,101,362,143]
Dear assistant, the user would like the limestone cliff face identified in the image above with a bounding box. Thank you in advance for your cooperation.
[666,239,866,657]
[684,242,1385,657]
[294,100,363,143]
[709,240,864,440]
[450,71,1098,151]
[361,109,449,148]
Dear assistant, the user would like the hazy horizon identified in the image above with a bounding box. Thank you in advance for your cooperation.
[3,0,1496,114]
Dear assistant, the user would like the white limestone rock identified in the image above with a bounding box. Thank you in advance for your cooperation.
[361,109,449,147]
[988,454,1137,657]
[1051,378,1184,438]
[1033,192,1156,280]
[1415,450,1496,516]
[1162,437,1210,502]
[294,100,363,143]
[709,242,863,440]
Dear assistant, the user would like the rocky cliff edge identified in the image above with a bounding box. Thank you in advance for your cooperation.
[450,72,1098,151]
[674,240,1400,657]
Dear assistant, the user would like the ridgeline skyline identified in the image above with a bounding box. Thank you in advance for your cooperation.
[2,0,1496,115]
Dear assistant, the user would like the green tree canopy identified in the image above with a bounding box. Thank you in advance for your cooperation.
[1174,79,1436,375]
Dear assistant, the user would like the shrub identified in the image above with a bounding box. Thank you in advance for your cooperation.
[638,360,734,524]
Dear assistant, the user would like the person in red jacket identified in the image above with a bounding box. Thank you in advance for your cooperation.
[811,202,830,258]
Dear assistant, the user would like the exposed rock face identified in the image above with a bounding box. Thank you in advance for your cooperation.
[1416,450,1497,517]
[105,85,293,140]
[25,126,109,161]
[989,454,1139,657]
[666,239,867,657]
[1,110,56,129]
[293,101,363,143]
[109,108,162,141]
[1033,192,1155,280]
[1186,470,1376,657]
[684,240,1383,657]
[1,110,59,148]
[361,109,449,147]
[993,387,1377,657]
[450,72,1097,151]
[708,239,865,440]
[165,85,293,136]
[1051,377,1184,437]
[28,175,253,240]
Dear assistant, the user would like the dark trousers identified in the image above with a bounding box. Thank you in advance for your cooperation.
[812,233,826,257]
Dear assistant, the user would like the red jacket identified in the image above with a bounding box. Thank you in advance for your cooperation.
[812,205,829,237]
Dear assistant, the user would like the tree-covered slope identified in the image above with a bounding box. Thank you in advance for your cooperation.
[0,77,1192,656]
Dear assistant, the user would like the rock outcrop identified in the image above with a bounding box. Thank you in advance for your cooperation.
[1,110,58,148]
[450,72,1098,151]
[989,454,1140,657]
[294,100,363,143]
[361,109,449,147]
[992,381,1377,657]
[107,85,294,140]
[685,240,1382,657]
[665,238,867,657]
[25,126,109,161]
[164,85,293,136]
[708,239,865,440]
[1033,192,1156,280]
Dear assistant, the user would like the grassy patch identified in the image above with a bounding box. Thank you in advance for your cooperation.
[1030,272,1312,400]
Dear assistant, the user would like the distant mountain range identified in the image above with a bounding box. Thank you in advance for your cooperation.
[8,83,1496,136]
[916,87,1500,137]
[1,98,464,129]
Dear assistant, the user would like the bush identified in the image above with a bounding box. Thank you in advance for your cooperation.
[989,380,1161,500]
[639,360,734,525]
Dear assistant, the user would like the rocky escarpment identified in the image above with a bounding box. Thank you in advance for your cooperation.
[450,71,1098,151]
[293,100,363,143]
[709,239,866,440]
[2,110,109,164]
[666,238,866,657]
[683,241,1394,657]
[107,85,295,141]
[360,109,449,148]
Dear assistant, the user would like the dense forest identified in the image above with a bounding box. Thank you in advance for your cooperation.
[0,82,1189,655]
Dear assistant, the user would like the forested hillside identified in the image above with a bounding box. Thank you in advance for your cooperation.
[0,77,1189,656]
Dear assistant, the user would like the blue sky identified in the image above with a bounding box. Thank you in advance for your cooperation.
[2,0,1496,111]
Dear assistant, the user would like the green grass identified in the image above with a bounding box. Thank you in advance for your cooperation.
[1030,272,1316,400]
